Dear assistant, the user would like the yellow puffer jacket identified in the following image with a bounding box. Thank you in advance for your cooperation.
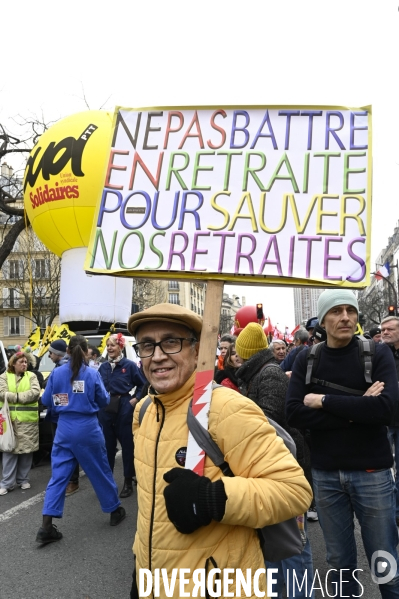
[133,371,312,599]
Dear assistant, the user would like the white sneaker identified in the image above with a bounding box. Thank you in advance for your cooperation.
[20,482,31,490]
[307,505,319,522]
[0,487,8,495]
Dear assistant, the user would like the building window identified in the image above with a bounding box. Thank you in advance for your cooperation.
[3,316,25,336]
[169,293,179,304]
[9,260,20,279]
[9,289,19,308]
[34,259,46,279]
[168,281,179,290]
[10,317,21,335]
[2,288,20,308]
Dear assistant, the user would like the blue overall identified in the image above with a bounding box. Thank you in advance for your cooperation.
[41,363,120,517]
[98,358,147,478]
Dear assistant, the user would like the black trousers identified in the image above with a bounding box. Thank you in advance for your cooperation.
[130,567,138,599]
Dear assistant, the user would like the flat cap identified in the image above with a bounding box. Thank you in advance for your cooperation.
[128,303,203,337]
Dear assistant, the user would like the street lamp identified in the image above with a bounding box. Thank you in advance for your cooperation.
[371,269,398,316]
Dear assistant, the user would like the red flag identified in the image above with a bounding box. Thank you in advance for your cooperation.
[264,317,274,335]
[291,324,300,336]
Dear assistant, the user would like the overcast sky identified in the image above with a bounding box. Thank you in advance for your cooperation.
[1,0,397,328]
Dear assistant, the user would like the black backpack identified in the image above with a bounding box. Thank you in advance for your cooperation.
[305,336,375,395]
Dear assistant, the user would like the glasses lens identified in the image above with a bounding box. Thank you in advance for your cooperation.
[137,342,156,357]
[160,339,182,354]
[135,338,185,357]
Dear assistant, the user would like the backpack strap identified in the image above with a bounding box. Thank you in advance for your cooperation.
[187,385,298,472]
[138,396,152,426]
[186,381,234,476]
[247,361,282,395]
[308,378,364,396]
[138,382,223,427]
[306,337,375,395]
[187,399,234,476]
[305,342,323,385]
[357,336,375,384]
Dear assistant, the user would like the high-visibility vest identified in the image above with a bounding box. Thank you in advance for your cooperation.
[1,372,39,423]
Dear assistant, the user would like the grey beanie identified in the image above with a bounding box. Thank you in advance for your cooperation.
[317,289,359,324]
[49,339,67,357]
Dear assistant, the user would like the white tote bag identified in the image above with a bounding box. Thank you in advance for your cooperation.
[0,395,16,452]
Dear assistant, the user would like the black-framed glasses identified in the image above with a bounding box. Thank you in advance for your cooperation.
[133,337,197,358]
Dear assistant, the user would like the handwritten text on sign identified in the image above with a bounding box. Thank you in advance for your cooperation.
[86,106,371,286]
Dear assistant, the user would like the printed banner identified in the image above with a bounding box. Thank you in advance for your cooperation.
[85,105,372,287]
[23,326,42,352]
[37,324,75,357]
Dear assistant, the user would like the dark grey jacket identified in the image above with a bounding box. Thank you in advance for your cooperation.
[236,348,311,483]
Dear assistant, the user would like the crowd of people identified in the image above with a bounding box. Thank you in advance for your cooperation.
[211,293,399,598]
[0,332,146,541]
[1,292,399,598]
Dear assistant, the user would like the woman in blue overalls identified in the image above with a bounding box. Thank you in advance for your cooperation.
[36,335,126,544]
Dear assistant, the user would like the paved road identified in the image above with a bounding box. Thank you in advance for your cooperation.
[306,517,382,599]
[0,452,136,599]
[0,452,393,599]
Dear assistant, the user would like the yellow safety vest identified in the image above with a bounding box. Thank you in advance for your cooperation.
[2,371,39,423]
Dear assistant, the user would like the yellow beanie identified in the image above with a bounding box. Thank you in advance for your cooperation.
[235,323,269,360]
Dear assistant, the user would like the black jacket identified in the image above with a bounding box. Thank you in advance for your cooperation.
[286,337,399,470]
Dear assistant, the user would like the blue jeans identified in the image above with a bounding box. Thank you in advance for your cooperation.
[312,468,399,598]
[388,427,399,519]
[266,519,315,598]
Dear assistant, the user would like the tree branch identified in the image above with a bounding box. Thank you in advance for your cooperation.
[0,218,29,269]
[0,196,24,215]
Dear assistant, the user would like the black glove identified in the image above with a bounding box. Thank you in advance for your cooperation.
[163,468,226,534]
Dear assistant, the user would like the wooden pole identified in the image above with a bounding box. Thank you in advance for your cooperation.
[197,279,224,372]
[185,279,224,474]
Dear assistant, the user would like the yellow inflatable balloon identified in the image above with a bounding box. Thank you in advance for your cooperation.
[24,110,113,256]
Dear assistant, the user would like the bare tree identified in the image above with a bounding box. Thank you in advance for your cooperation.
[0,116,56,268]
[0,163,26,268]
[219,312,234,336]
[132,278,167,312]
[358,285,391,330]
[1,229,61,328]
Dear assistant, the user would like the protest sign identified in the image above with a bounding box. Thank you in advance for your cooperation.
[85,105,372,474]
[85,105,371,287]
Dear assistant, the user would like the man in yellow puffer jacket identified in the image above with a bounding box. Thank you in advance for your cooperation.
[128,304,312,599]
